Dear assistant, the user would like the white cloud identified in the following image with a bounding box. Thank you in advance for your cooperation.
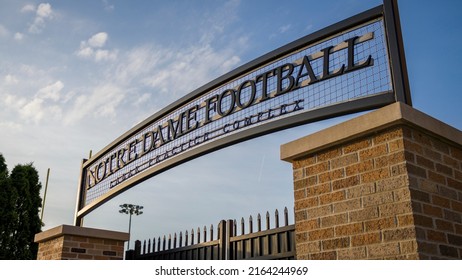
[37,80,63,101]
[36,3,53,19]
[0,24,9,37]
[64,84,125,124]
[269,24,293,39]
[138,43,242,98]
[61,90,77,104]
[88,32,108,48]
[95,49,118,62]
[69,35,242,124]
[18,64,42,76]
[111,41,242,104]
[14,32,24,41]
[2,94,27,110]
[113,46,168,86]
[0,121,23,133]
[132,93,151,107]
[4,74,19,85]
[102,0,115,12]
[11,81,65,124]
[20,98,46,123]
[198,0,240,44]
[0,67,68,127]
[278,24,291,33]
[28,3,54,34]
[29,17,45,34]
[77,32,117,62]
[222,55,241,71]
[21,4,36,13]
[77,45,94,58]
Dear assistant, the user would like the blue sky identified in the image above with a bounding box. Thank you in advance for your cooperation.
[1,0,462,248]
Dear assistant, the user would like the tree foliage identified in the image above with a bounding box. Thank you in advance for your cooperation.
[0,153,42,259]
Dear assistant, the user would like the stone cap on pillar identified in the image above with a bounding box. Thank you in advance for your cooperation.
[34,224,129,243]
[281,102,462,162]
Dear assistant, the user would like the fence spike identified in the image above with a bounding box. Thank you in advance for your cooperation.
[266,211,270,230]
[218,220,226,241]
[249,215,253,233]
[257,213,262,231]
[204,226,207,243]
[191,229,194,245]
[153,237,156,252]
[162,235,166,251]
[228,219,235,238]
[143,240,146,254]
[275,209,280,228]
[185,230,189,247]
[174,233,177,249]
[241,217,245,235]
[284,207,289,226]
[210,224,214,241]
[148,239,151,253]
[233,219,237,236]
[157,237,161,252]
[168,234,172,250]
[197,227,201,244]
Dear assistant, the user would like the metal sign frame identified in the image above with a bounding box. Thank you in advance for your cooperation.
[74,0,410,226]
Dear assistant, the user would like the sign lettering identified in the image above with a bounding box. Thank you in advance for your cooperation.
[86,33,373,191]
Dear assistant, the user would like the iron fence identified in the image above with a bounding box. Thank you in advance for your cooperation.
[126,207,295,260]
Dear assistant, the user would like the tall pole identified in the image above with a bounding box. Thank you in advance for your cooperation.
[128,212,132,249]
[40,168,50,225]
[119,204,143,251]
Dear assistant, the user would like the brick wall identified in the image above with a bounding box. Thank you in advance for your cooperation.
[405,127,462,259]
[35,225,129,260]
[281,102,462,259]
[36,236,66,260]
[292,126,418,259]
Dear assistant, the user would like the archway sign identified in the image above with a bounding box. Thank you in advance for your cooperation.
[74,0,411,226]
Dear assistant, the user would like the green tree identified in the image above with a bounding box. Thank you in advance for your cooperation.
[0,154,42,259]
[0,154,8,258]
[0,153,15,259]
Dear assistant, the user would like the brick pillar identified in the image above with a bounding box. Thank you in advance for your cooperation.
[281,102,462,259]
[34,225,129,260]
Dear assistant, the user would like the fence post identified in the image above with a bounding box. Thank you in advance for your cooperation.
[125,240,141,260]
[125,250,134,260]
[135,240,141,256]
[218,220,227,260]
[227,219,234,260]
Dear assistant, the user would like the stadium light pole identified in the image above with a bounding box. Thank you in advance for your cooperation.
[119,203,143,250]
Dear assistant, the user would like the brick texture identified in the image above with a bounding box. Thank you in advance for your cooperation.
[405,128,462,259]
[291,125,462,259]
[36,233,126,260]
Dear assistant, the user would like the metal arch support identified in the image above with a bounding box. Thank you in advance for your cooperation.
[383,0,412,106]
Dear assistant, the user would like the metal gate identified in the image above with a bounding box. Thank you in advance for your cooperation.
[126,208,296,260]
